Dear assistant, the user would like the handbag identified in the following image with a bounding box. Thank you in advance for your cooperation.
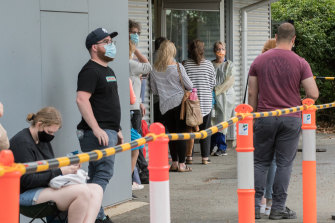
[177,63,203,127]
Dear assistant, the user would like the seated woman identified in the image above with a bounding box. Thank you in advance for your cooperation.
[10,107,103,223]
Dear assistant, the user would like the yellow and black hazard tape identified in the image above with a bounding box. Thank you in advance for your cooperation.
[21,134,156,175]
[252,105,305,118]
[1,101,335,177]
[167,115,243,141]
[314,76,335,80]
[315,102,335,110]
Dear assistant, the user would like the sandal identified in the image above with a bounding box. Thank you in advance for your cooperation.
[178,165,192,172]
[186,156,193,165]
[202,159,211,165]
[169,165,179,172]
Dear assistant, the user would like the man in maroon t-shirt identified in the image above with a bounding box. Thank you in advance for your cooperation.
[248,23,318,220]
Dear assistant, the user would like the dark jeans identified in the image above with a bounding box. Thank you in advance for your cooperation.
[154,101,163,123]
[131,109,149,183]
[162,104,187,163]
[77,129,118,220]
[131,109,142,135]
[253,116,301,211]
[136,148,149,183]
[199,113,211,158]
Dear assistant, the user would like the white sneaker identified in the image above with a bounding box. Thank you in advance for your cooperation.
[260,204,266,214]
[132,182,144,191]
[265,207,271,216]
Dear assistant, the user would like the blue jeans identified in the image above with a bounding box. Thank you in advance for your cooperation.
[20,187,44,206]
[77,129,118,220]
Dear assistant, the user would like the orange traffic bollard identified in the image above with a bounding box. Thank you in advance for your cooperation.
[302,99,317,223]
[148,123,170,223]
[0,150,21,223]
[235,104,255,223]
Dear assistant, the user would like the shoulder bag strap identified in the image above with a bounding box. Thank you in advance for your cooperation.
[177,63,186,92]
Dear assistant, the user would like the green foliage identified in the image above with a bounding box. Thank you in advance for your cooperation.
[272,0,335,122]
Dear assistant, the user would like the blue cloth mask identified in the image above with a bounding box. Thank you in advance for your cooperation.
[130,33,139,45]
[104,43,116,58]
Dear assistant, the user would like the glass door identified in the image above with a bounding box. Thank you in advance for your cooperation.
[165,9,220,62]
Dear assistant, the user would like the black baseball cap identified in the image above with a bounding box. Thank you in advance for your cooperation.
[85,28,118,50]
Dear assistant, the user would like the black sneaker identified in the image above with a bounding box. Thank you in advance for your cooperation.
[214,150,226,156]
[95,215,114,223]
[132,194,138,200]
[255,208,261,219]
[269,207,297,220]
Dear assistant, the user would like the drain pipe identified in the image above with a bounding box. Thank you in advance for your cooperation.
[241,0,270,103]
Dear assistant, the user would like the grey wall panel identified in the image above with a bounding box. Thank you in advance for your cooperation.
[40,11,89,158]
[0,0,42,138]
[1,0,131,220]
[88,0,132,206]
[40,0,88,12]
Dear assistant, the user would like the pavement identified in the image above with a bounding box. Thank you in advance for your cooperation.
[109,133,335,223]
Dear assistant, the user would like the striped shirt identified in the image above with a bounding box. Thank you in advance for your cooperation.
[150,63,193,115]
[183,59,216,116]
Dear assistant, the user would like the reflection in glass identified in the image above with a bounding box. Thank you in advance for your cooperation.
[166,10,220,62]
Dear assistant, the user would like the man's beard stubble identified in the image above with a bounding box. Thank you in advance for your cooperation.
[97,49,114,62]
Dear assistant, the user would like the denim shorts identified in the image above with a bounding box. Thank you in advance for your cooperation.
[20,187,45,206]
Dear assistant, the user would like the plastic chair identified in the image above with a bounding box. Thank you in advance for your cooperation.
[20,201,67,223]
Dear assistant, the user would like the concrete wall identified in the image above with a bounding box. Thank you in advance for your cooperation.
[0,0,131,221]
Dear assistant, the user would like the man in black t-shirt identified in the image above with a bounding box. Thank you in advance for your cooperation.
[76,27,123,223]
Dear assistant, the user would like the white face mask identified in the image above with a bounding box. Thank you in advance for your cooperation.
[130,33,139,45]
[104,42,117,58]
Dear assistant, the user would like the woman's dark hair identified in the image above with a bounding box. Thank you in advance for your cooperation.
[155,37,167,51]
[129,19,141,33]
[188,39,205,65]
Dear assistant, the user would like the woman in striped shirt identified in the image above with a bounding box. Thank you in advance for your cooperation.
[183,40,216,165]
[150,40,193,172]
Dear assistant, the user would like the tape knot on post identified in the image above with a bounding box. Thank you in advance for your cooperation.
[302,99,316,130]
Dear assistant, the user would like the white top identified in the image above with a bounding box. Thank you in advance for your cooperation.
[150,63,193,115]
[129,59,152,110]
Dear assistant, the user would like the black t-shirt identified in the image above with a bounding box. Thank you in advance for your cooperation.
[9,128,62,193]
[77,60,121,131]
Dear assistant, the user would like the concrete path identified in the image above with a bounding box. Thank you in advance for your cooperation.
[111,133,335,223]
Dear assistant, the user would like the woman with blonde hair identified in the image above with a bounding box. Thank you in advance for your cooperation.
[150,40,193,172]
[10,107,103,223]
[183,40,216,165]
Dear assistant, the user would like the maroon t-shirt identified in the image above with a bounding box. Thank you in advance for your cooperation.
[248,48,313,117]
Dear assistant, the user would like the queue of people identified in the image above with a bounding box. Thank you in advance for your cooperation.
[0,21,319,222]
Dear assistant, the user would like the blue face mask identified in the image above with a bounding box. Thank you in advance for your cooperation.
[130,33,139,45]
[104,42,116,58]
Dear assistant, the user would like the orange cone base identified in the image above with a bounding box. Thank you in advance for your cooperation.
[0,171,21,223]
[237,189,255,223]
[303,161,317,223]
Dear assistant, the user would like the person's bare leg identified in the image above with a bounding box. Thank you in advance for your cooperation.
[83,184,103,223]
[37,184,91,223]
[131,149,139,173]
[186,127,194,160]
